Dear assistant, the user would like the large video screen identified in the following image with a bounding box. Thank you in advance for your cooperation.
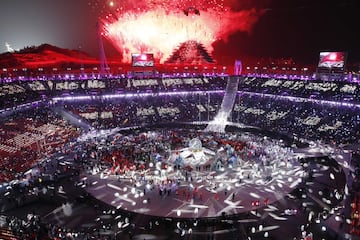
[131,53,154,67]
[318,52,346,69]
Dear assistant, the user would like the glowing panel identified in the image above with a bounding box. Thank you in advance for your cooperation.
[318,52,346,69]
[131,53,154,67]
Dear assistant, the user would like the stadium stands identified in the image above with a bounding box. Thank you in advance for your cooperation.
[0,72,360,240]
[0,108,78,182]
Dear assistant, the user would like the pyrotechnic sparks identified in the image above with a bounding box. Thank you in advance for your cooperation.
[97,0,265,63]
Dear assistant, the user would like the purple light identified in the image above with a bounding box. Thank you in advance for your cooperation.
[52,90,225,102]
[240,91,360,109]
[52,96,93,101]
[102,90,225,99]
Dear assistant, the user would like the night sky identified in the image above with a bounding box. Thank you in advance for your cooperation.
[0,0,359,65]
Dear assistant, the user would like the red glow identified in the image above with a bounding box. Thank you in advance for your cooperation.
[101,0,265,63]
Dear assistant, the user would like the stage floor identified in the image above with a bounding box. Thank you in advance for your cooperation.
[84,161,304,219]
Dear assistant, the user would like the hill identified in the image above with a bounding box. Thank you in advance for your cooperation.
[0,44,105,69]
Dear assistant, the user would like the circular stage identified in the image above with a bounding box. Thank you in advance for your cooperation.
[83,126,306,219]
[38,123,346,240]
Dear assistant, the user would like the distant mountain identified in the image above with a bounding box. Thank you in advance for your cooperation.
[0,43,106,69]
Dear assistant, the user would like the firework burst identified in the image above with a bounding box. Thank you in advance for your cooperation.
[97,0,264,63]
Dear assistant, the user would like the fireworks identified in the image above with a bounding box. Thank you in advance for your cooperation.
[95,0,265,63]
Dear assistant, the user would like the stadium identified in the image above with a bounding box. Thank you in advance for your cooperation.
[1,1,360,240]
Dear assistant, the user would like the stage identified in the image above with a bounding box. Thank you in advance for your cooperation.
[83,129,305,219]
[13,126,347,240]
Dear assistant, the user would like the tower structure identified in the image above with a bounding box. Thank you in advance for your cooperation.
[97,22,110,77]
[234,60,242,75]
